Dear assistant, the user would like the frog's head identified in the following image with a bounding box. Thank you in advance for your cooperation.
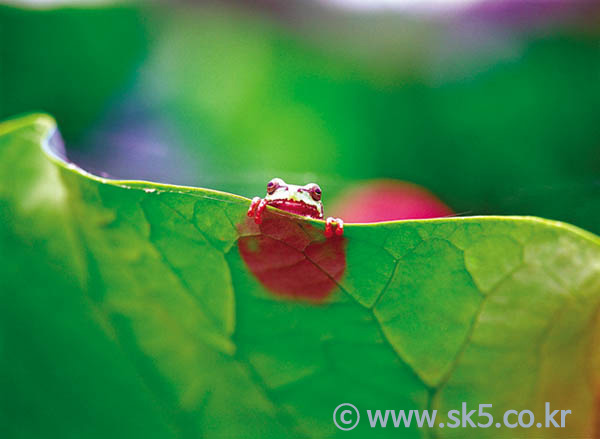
[264,178,324,219]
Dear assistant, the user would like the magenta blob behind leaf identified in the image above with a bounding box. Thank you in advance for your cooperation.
[330,179,454,223]
[238,211,346,302]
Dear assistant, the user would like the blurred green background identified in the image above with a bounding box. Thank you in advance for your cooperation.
[1,0,599,232]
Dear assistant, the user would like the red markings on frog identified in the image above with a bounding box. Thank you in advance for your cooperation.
[267,199,321,218]
[237,211,346,302]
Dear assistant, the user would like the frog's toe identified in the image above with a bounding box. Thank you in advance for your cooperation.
[248,196,261,217]
[334,218,344,236]
[254,199,268,224]
[325,217,344,237]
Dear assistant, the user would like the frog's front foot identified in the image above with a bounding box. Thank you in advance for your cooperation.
[325,217,344,237]
[248,197,268,224]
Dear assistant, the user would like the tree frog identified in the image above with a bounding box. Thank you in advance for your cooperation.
[247,178,344,237]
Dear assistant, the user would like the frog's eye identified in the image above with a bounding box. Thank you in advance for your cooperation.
[267,178,284,195]
[306,183,322,201]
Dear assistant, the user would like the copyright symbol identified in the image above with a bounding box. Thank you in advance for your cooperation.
[333,403,360,431]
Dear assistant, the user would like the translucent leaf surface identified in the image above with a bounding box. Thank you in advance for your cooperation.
[1,114,599,438]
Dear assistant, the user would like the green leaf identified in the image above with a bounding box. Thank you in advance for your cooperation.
[1,114,599,438]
